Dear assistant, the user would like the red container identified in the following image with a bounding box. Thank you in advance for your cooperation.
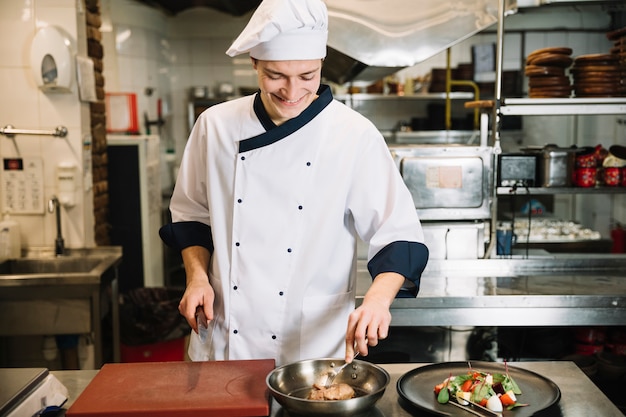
[576,148,597,168]
[603,167,622,186]
[622,167,626,187]
[574,167,596,187]
[575,326,606,344]
[120,337,185,363]
[575,342,604,356]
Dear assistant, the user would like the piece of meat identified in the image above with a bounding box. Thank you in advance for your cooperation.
[307,383,355,401]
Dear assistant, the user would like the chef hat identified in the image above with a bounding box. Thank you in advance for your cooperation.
[226,0,328,60]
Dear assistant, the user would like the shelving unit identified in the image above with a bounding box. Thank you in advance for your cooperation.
[497,186,626,195]
[335,92,474,101]
[500,97,626,116]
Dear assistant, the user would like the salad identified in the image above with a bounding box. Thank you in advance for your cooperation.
[433,362,529,413]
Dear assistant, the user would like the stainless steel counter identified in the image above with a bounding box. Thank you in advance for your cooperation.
[0,247,123,367]
[53,361,624,416]
[357,255,626,326]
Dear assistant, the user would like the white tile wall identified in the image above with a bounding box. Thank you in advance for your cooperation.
[0,0,93,250]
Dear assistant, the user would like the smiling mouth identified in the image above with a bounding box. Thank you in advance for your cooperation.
[274,94,304,105]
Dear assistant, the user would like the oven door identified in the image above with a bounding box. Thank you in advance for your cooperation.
[390,145,493,221]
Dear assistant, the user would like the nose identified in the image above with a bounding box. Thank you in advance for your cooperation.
[281,77,302,100]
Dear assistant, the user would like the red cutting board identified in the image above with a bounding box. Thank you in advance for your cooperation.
[66,359,275,417]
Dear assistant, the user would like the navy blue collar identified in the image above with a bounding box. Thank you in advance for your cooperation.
[239,84,333,153]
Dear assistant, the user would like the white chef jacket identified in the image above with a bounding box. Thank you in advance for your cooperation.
[165,85,427,366]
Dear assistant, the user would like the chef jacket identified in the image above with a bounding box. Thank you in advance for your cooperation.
[161,84,428,366]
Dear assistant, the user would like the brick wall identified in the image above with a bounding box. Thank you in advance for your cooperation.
[85,0,110,245]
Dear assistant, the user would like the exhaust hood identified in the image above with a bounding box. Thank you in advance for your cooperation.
[135,0,518,84]
[323,0,518,84]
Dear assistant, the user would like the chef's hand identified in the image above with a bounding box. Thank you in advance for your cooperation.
[179,278,215,333]
[344,272,405,363]
[178,246,214,334]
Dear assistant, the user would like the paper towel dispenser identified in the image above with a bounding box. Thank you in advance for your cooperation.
[30,26,74,93]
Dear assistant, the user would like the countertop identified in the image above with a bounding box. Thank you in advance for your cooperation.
[356,255,626,327]
[53,361,624,417]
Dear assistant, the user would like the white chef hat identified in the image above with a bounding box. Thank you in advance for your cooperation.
[226,0,328,60]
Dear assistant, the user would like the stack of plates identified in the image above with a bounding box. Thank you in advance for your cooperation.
[571,53,622,97]
[525,47,573,98]
[607,25,626,97]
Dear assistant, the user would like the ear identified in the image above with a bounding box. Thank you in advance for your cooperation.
[251,57,258,69]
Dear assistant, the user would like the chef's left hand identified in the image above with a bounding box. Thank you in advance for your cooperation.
[344,272,405,362]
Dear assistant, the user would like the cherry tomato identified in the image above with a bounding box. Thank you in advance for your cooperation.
[461,379,473,392]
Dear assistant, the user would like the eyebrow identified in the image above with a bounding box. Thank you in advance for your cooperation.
[264,66,320,77]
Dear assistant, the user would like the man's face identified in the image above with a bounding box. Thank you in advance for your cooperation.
[253,59,322,126]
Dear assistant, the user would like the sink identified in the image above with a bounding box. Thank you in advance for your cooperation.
[0,246,123,367]
[0,246,123,285]
[3,258,103,274]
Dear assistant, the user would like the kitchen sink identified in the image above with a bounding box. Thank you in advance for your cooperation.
[0,246,123,284]
[0,246,123,367]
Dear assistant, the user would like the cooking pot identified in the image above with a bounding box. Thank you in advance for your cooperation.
[523,145,578,187]
[266,358,389,416]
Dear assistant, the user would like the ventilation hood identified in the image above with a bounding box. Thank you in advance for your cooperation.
[136,0,520,84]
[323,0,518,84]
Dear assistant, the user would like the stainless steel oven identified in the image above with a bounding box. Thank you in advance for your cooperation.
[389,145,493,259]
[389,145,493,221]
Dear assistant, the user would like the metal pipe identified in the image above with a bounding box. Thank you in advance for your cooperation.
[0,125,68,138]
[485,0,506,259]
[446,49,481,131]
[48,196,65,256]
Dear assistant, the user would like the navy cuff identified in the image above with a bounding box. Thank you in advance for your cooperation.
[159,221,214,253]
[367,241,429,298]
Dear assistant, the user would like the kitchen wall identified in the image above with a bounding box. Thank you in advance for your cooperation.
[99,0,255,191]
[0,0,93,251]
[0,1,623,252]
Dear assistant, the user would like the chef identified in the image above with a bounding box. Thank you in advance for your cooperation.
[160,0,429,367]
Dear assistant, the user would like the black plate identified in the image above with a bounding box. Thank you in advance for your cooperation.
[397,362,561,417]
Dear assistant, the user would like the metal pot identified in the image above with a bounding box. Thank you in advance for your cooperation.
[266,358,390,416]
[523,145,577,187]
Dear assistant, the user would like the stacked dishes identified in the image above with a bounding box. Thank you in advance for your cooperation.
[525,47,573,98]
[607,25,626,96]
[571,53,622,97]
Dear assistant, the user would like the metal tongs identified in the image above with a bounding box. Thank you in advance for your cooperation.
[449,397,502,417]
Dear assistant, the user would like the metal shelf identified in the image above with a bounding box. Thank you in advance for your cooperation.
[497,186,626,195]
[500,97,626,116]
[335,92,474,101]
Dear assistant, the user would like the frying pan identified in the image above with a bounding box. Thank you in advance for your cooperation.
[266,358,389,416]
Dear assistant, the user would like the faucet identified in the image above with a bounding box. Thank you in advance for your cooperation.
[48,196,65,256]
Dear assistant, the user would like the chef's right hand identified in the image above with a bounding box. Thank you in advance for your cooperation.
[179,278,215,334]
[178,245,215,333]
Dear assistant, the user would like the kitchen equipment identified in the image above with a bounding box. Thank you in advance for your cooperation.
[324,351,360,387]
[574,167,597,187]
[66,359,275,417]
[389,145,493,221]
[498,153,538,187]
[1,368,68,417]
[195,305,209,343]
[266,358,389,416]
[421,222,486,259]
[523,145,577,187]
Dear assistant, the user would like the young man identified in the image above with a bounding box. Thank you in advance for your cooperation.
[160,0,428,366]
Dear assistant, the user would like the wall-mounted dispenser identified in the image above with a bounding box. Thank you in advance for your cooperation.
[57,163,77,207]
[30,26,75,93]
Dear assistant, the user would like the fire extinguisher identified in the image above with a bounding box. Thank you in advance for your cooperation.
[611,222,625,253]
